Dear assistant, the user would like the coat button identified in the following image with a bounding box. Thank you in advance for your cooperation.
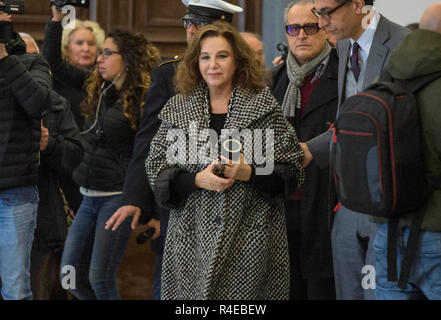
[215,216,222,225]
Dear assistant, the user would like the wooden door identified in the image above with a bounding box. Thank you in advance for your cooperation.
[12,0,262,59]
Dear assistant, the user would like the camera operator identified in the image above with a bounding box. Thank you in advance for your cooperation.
[0,9,52,300]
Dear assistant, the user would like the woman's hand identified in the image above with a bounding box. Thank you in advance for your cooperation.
[40,120,49,151]
[195,162,235,192]
[222,153,252,182]
[105,205,141,231]
[0,43,8,60]
[51,3,68,22]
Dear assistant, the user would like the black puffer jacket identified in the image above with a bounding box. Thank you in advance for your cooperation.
[36,91,84,249]
[72,85,136,191]
[0,33,52,190]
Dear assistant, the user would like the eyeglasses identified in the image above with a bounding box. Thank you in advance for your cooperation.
[182,19,208,30]
[285,23,320,36]
[311,0,352,22]
[97,48,121,59]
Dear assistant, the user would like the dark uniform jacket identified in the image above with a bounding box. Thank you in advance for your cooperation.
[0,33,52,190]
[121,57,181,223]
[271,49,339,279]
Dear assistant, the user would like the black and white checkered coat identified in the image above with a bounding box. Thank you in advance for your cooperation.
[146,84,305,300]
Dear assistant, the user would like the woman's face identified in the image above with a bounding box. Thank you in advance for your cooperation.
[199,36,236,93]
[96,37,125,82]
[66,28,97,69]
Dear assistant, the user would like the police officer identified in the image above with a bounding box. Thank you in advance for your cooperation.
[105,0,243,300]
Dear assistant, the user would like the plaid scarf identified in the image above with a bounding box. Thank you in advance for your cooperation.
[281,42,331,118]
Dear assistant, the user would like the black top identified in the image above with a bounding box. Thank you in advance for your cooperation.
[0,33,52,190]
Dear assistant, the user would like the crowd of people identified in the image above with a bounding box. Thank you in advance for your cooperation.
[0,0,440,300]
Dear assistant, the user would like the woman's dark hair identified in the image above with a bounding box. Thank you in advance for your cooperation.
[81,30,160,131]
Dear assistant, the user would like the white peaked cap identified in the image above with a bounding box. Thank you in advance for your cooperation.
[181,0,243,14]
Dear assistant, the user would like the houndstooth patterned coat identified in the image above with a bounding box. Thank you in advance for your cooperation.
[146,84,305,300]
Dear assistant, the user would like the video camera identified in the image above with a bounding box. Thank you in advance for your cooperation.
[50,0,90,11]
[0,0,24,14]
[0,1,24,44]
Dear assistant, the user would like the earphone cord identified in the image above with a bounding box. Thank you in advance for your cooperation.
[80,71,123,135]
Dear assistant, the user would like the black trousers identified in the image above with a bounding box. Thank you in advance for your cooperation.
[285,200,336,300]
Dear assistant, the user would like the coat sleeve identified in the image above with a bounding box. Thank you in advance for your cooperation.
[41,100,84,179]
[121,65,173,221]
[0,54,52,119]
[256,98,305,202]
[43,20,88,91]
[145,115,179,206]
[306,129,332,169]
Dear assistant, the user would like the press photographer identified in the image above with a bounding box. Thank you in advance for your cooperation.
[0,0,23,43]
[0,3,52,300]
[50,0,89,10]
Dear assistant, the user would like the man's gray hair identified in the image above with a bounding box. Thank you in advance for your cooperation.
[284,0,314,23]
[19,32,40,54]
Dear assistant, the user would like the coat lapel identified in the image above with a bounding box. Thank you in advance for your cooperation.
[337,39,350,108]
[160,85,276,132]
[224,87,276,130]
[159,85,209,131]
[363,15,390,89]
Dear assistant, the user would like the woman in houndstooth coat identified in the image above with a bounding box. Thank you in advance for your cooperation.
[146,21,305,300]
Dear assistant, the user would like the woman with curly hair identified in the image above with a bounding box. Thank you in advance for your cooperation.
[144,21,305,299]
[44,6,160,300]
[43,10,107,231]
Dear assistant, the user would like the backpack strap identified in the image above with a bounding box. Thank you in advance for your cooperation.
[387,218,399,282]
[328,126,339,229]
[396,71,441,94]
[397,207,425,289]
[378,67,393,82]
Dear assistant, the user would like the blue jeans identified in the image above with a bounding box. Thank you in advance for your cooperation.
[374,223,441,300]
[0,186,39,300]
[60,195,132,300]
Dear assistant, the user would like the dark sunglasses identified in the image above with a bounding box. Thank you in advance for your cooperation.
[285,23,320,36]
[97,48,121,58]
[182,19,208,30]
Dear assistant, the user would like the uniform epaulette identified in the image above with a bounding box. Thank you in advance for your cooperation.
[159,55,182,67]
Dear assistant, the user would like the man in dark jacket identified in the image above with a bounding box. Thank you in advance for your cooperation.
[0,11,52,300]
[31,91,84,300]
[271,0,338,300]
[372,2,441,300]
[106,0,243,299]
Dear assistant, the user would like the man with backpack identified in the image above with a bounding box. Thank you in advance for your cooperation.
[301,0,410,299]
[371,2,441,299]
